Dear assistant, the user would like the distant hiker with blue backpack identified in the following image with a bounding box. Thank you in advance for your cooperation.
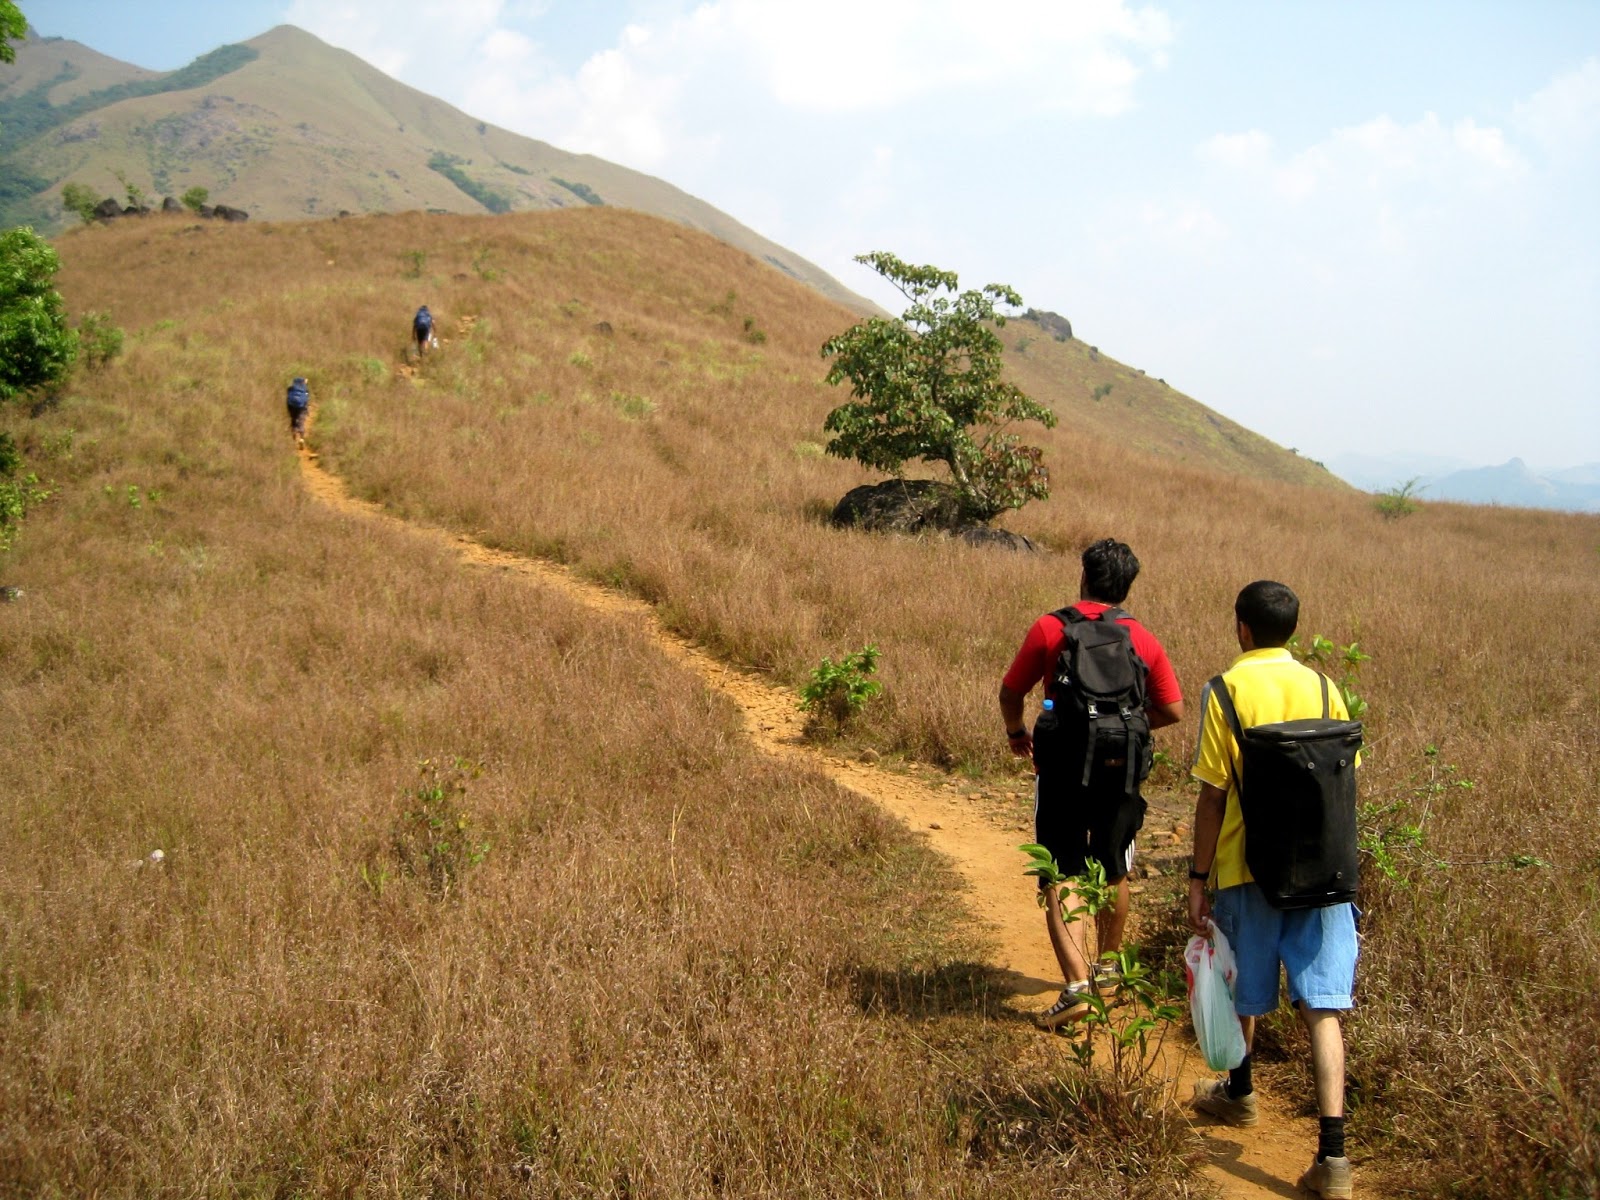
[413,305,435,355]
[285,376,310,448]
[1188,580,1363,1199]
[999,538,1184,1029]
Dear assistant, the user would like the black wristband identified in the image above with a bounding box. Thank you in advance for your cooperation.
[1189,868,1210,881]
[1007,729,1028,739]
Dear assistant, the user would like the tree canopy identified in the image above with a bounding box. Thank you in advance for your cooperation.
[0,2,25,65]
[0,225,78,402]
[61,182,98,224]
[820,251,1056,523]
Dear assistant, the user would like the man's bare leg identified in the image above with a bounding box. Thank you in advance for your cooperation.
[1301,1007,1346,1117]
[1095,876,1131,958]
[1043,883,1091,984]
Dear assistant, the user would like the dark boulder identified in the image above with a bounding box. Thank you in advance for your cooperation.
[198,204,214,218]
[832,478,1042,552]
[93,197,121,220]
[213,204,249,222]
[1023,308,1073,342]
[161,196,183,212]
[831,479,964,534]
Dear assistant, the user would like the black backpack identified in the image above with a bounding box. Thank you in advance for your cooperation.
[1032,607,1153,805]
[1209,673,1363,909]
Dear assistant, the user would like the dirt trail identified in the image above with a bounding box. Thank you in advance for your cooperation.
[297,428,1331,1198]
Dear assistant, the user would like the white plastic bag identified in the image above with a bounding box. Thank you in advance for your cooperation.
[1185,918,1248,1071]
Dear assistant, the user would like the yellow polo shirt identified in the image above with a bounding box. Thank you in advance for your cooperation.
[1191,647,1353,890]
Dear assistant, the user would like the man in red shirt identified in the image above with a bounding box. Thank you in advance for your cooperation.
[999,538,1184,1027]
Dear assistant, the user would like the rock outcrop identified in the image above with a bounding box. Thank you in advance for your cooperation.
[830,479,1040,553]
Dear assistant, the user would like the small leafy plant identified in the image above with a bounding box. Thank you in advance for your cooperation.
[393,757,491,897]
[75,312,124,371]
[0,434,50,553]
[1019,846,1184,1082]
[1375,477,1423,520]
[1289,632,1370,721]
[799,644,883,735]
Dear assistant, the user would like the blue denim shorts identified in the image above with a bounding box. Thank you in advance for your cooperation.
[1211,883,1357,1016]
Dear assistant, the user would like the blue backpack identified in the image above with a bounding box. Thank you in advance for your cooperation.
[286,378,309,410]
[413,306,432,336]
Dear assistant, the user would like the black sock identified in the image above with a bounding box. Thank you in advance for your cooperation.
[1318,1115,1346,1160]
[1227,1055,1253,1099]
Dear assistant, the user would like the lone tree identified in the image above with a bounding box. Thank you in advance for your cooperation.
[180,186,209,215]
[821,252,1056,523]
[0,226,78,402]
[61,182,98,224]
[1,2,24,65]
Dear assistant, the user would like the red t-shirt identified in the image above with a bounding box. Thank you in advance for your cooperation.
[1002,601,1182,708]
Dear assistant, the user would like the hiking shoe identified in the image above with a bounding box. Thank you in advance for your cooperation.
[1190,1078,1259,1127]
[1092,960,1123,999]
[1034,982,1092,1030]
[1299,1155,1353,1198]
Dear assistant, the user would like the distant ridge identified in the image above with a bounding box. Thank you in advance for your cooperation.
[0,25,879,314]
[1327,452,1600,513]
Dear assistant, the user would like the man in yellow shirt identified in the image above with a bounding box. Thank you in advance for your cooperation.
[1187,580,1358,1200]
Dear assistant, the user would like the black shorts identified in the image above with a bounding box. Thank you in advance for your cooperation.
[288,405,308,433]
[1032,772,1146,884]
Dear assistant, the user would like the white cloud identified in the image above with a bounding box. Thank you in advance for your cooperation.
[1197,130,1273,170]
[1198,108,1526,212]
[711,0,1172,114]
[1513,56,1600,159]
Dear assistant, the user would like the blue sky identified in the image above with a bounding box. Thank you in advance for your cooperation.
[25,1,1600,470]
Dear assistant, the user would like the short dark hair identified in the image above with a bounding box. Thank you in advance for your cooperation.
[1235,580,1300,647]
[1081,538,1140,604]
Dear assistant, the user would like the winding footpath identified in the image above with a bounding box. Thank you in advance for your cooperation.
[298,423,1350,1199]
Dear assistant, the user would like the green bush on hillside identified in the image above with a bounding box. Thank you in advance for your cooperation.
[1374,477,1423,520]
[61,181,97,224]
[427,152,512,214]
[0,225,78,402]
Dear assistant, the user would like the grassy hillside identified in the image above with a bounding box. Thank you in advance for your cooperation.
[5,208,1598,1194]
[1001,316,1341,488]
[0,31,155,105]
[0,26,876,314]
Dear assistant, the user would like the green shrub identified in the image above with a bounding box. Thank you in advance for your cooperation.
[61,182,98,224]
[1374,477,1423,520]
[799,645,883,735]
[391,757,491,898]
[0,227,78,402]
[75,311,124,371]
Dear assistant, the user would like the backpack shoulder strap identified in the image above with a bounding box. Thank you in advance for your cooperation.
[1050,606,1087,627]
[1208,674,1245,742]
[1317,671,1330,719]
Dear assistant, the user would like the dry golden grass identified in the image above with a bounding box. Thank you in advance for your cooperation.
[9,206,1598,1195]
[0,212,1215,1195]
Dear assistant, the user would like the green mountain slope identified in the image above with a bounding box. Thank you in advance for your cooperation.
[0,25,874,312]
